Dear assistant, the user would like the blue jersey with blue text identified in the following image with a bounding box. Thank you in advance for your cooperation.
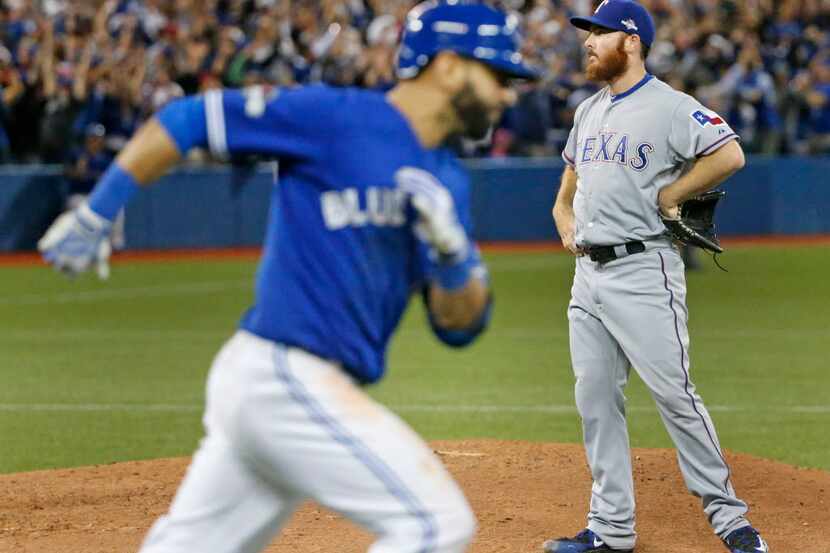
[197,86,480,383]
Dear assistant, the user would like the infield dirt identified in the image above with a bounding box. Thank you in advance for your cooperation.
[1,439,827,553]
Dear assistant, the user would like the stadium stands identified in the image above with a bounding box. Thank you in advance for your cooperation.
[0,0,827,162]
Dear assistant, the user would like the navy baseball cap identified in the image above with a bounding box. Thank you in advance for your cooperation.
[570,0,655,47]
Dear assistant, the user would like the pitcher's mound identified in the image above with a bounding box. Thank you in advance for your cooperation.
[1,440,827,553]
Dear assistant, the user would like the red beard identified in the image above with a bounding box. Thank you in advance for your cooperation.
[586,35,629,82]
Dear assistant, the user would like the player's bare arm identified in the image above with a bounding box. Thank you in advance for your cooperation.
[658,140,745,218]
[115,119,183,184]
[552,165,582,255]
[428,276,489,330]
[37,117,184,278]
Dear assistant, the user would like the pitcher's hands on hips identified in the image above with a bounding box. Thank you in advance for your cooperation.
[657,186,681,220]
[552,205,583,256]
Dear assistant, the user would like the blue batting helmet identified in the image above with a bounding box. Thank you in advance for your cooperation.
[396,1,538,80]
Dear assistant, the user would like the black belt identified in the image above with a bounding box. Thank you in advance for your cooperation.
[586,241,646,263]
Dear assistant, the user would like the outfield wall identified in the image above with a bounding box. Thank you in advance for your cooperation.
[1,157,828,251]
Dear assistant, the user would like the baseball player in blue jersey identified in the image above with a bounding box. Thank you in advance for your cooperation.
[37,3,537,552]
[543,2,769,553]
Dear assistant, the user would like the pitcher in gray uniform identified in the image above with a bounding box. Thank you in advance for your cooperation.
[542,2,769,553]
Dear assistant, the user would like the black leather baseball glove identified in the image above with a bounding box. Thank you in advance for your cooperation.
[660,190,726,254]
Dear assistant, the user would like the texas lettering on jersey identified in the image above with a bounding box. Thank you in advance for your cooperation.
[576,131,654,172]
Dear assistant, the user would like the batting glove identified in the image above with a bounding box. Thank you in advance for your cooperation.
[395,167,469,262]
[38,203,113,280]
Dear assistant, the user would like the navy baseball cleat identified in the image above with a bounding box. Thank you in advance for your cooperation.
[722,526,769,553]
[542,528,633,553]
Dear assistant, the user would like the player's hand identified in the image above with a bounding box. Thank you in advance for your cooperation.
[552,205,583,256]
[658,187,681,220]
[560,227,582,256]
[395,167,469,262]
[38,203,113,280]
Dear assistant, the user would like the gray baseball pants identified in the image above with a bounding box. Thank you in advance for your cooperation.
[567,243,749,550]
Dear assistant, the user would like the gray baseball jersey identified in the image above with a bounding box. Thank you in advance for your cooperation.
[559,73,751,551]
[562,74,738,247]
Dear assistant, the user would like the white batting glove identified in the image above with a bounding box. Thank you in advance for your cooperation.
[395,167,469,262]
[38,203,113,280]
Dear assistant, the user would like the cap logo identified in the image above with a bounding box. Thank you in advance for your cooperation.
[621,18,638,31]
[594,0,610,14]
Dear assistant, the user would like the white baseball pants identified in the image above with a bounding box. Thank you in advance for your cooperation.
[138,330,475,553]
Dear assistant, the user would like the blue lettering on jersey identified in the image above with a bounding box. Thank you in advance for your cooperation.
[611,134,628,164]
[629,142,654,171]
[594,132,615,161]
[578,131,652,170]
[581,137,596,163]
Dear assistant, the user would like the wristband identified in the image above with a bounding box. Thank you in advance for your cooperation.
[434,252,476,291]
[430,294,493,347]
[87,163,140,221]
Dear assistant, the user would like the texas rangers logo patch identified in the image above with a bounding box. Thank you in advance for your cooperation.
[691,110,725,127]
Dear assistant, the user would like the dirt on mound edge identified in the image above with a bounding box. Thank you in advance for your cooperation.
[0,440,827,553]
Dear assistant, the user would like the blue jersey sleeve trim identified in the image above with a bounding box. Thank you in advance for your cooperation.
[433,253,475,290]
[155,96,208,154]
[697,133,739,157]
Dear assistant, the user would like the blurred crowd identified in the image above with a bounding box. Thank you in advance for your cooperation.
[503,0,830,157]
[0,0,828,176]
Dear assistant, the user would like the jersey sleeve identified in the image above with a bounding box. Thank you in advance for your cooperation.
[203,86,329,160]
[668,96,739,160]
[561,104,583,167]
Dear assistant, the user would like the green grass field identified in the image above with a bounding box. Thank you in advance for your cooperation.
[2,245,829,474]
